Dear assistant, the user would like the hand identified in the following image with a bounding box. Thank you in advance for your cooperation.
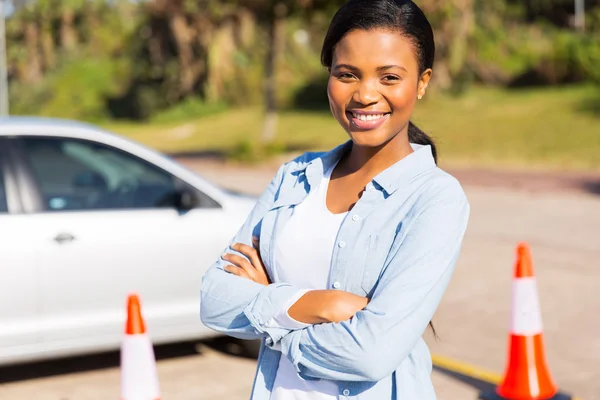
[222,237,271,286]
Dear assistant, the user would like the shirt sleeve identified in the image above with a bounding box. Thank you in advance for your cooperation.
[200,162,304,345]
[265,289,312,330]
[275,190,470,382]
[263,289,312,352]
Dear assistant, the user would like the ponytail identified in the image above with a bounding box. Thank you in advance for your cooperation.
[409,120,438,338]
[408,121,437,164]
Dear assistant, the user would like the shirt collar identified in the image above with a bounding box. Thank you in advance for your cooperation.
[372,143,436,195]
[294,141,436,195]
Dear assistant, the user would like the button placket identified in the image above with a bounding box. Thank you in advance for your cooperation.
[328,194,378,300]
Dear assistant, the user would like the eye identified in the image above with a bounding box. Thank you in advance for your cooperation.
[336,72,356,80]
[382,75,401,83]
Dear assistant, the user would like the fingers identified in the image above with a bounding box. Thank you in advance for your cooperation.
[222,252,256,279]
[224,264,250,279]
[232,242,262,270]
[222,239,270,286]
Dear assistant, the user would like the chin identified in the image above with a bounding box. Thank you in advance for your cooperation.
[347,128,391,148]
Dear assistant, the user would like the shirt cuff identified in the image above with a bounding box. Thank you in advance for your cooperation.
[266,289,312,330]
[242,283,305,347]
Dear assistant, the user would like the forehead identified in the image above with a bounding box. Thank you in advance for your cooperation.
[333,28,418,70]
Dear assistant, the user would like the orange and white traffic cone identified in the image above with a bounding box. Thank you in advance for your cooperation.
[120,293,161,400]
[482,243,561,400]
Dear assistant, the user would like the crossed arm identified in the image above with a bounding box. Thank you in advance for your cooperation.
[199,163,367,344]
[222,239,368,325]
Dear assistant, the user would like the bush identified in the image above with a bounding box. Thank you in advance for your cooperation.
[470,22,551,85]
[539,31,600,84]
[10,57,130,122]
[228,137,289,163]
[150,98,229,124]
[291,73,330,111]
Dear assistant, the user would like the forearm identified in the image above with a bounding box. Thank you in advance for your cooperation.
[279,263,458,382]
[288,290,369,324]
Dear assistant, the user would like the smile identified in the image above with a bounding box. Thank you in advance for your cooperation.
[352,113,387,121]
[346,111,391,130]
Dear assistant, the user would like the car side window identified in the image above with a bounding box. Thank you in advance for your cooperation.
[0,156,7,213]
[20,137,216,212]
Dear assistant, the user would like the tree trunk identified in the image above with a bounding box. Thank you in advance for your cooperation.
[448,0,474,77]
[40,24,56,70]
[85,3,102,55]
[169,10,196,99]
[262,2,286,144]
[24,22,43,83]
[60,9,78,51]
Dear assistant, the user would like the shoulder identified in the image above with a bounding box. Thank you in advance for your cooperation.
[414,167,470,212]
[265,150,331,196]
[276,148,336,179]
[284,150,328,171]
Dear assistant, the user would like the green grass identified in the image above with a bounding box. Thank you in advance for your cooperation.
[104,85,600,170]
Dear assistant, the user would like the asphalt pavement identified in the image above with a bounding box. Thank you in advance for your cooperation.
[0,160,598,400]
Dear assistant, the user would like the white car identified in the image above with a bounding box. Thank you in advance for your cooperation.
[0,117,257,365]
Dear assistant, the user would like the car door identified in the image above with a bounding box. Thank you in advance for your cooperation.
[13,135,228,353]
[0,138,41,364]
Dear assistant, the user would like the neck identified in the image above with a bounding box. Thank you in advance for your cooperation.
[342,133,414,178]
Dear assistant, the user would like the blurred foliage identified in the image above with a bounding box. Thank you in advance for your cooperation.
[4,0,600,123]
[107,85,600,170]
[9,56,132,121]
[150,97,229,124]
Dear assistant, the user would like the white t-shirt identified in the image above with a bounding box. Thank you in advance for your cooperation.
[270,162,347,400]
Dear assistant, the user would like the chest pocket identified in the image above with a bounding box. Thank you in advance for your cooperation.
[360,234,383,297]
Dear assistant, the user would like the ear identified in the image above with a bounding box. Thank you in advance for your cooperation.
[417,68,433,99]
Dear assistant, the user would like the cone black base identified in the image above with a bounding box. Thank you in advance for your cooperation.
[479,390,573,400]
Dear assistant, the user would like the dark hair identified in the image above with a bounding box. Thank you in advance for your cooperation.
[321,0,438,164]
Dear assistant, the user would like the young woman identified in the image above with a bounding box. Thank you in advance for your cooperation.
[200,0,470,398]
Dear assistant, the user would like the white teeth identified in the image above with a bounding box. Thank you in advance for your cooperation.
[352,113,386,121]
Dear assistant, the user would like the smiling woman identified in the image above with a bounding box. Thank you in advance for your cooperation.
[325,30,432,151]
[200,1,470,400]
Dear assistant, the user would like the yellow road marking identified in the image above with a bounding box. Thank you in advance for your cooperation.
[432,353,503,384]
[431,353,583,400]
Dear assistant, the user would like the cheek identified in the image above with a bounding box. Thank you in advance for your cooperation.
[327,80,348,116]
[387,84,417,114]
[327,80,341,104]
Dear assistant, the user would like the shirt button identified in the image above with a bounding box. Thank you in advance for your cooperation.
[338,241,346,248]
[352,214,359,222]
[332,281,341,289]
[343,389,350,396]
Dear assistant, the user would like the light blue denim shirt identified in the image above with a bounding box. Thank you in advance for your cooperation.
[200,141,470,399]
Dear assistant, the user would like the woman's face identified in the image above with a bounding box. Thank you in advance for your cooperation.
[327,28,431,148]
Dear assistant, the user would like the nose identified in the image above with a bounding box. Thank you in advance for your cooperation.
[353,79,381,105]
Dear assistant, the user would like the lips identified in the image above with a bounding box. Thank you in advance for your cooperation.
[346,111,390,130]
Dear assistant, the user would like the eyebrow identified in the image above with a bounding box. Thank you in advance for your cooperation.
[333,64,408,73]
[378,64,408,72]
